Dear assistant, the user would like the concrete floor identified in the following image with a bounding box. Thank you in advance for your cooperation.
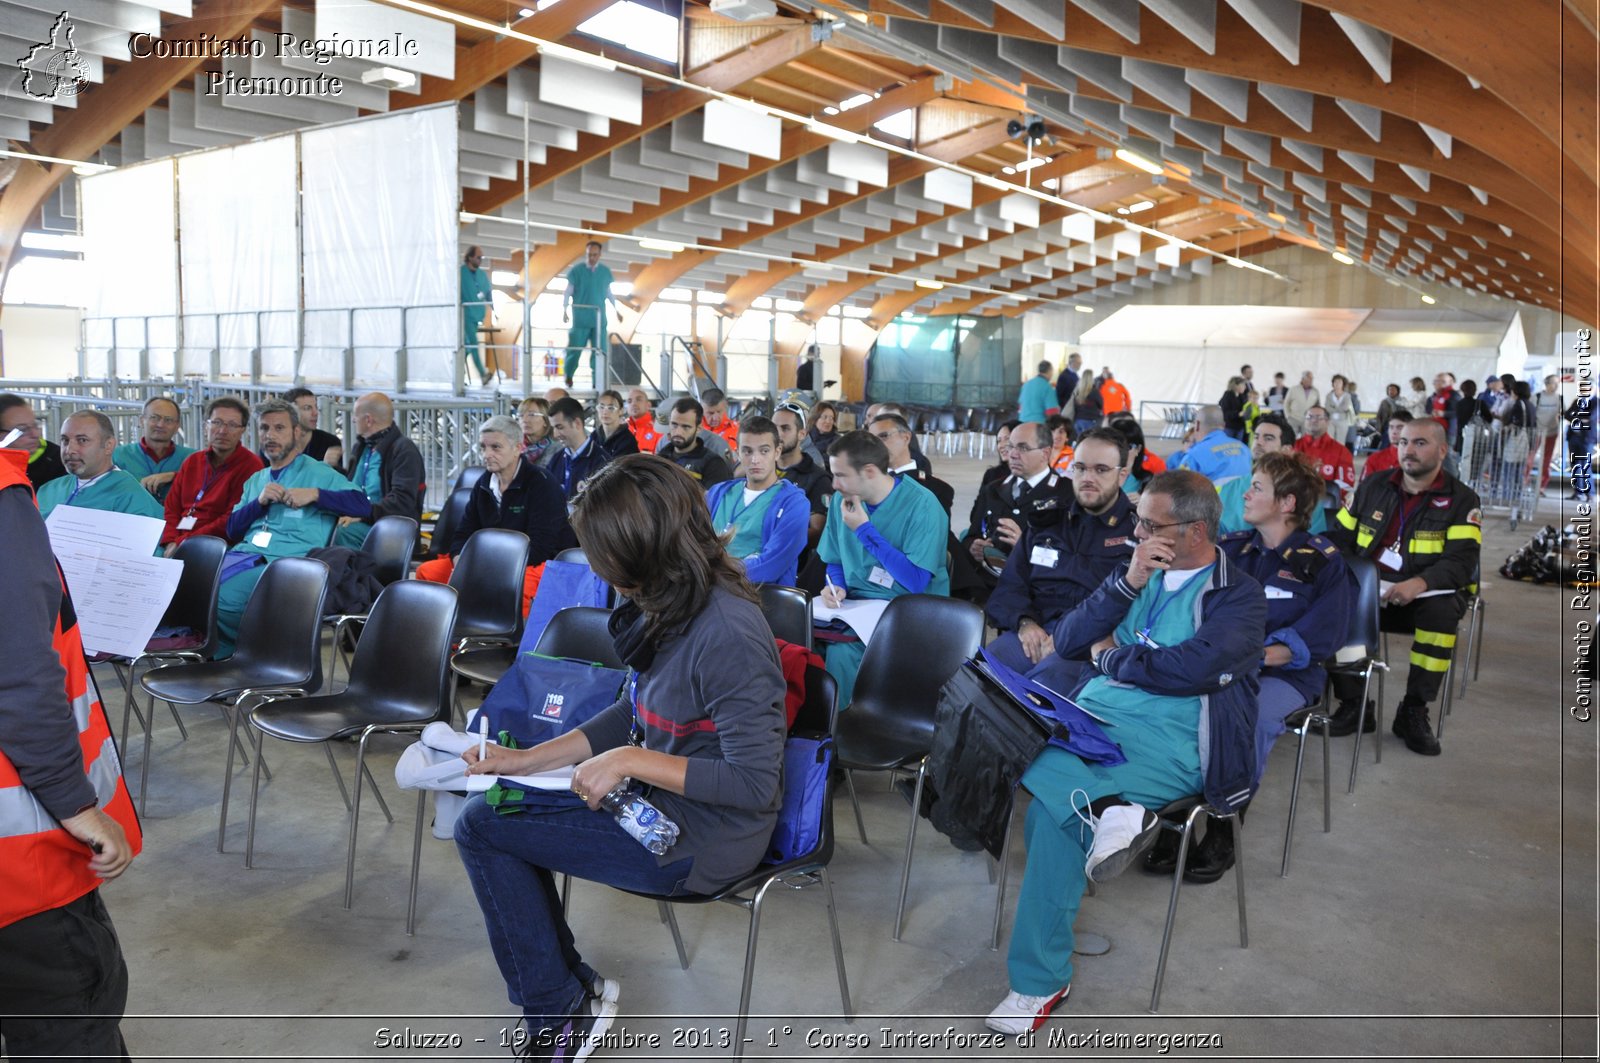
[70,445,1597,1062]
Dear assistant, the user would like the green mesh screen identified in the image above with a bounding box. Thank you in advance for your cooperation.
[867,312,1022,407]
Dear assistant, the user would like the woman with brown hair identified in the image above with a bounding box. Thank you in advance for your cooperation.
[590,389,639,460]
[806,400,840,455]
[454,454,787,1059]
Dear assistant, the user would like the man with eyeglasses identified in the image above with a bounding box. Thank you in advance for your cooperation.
[962,422,1071,596]
[1170,405,1251,485]
[1217,414,1326,535]
[159,397,263,555]
[546,397,611,500]
[112,396,193,503]
[1292,404,1355,511]
[36,411,164,522]
[987,469,1264,1037]
[0,394,66,489]
[866,413,953,517]
[984,429,1137,679]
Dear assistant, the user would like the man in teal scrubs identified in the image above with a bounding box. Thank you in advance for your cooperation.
[216,400,369,656]
[1017,360,1059,425]
[112,396,193,502]
[37,411,164,522]
[703,416,809,587]
[562,241,620,389]
[817,430,950,704]
[461,246,493,387]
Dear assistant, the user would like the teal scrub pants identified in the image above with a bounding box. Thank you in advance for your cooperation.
[564,325,600,382]
[1007,729,1202,995]
[215,564,268,659]
[333,520,372,550]
[823,640,865,708]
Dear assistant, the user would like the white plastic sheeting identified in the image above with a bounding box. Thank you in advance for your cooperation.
[300,107,457,388]
[81,160,178,378]
[1072,304,1519,408]
[178,138,298,378]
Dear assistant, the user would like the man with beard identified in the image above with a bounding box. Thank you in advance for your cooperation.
[772,404,831,550]
[660,396,731,488]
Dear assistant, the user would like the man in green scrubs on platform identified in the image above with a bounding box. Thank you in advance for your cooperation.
[461,246,493,387]
[215,400,369,656]
[37,411,164,522]
[112,396,193,503]
[561,241,621,389]
[817,430,950,704]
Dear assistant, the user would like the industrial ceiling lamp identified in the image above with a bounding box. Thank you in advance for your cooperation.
[1005,114,1048,189]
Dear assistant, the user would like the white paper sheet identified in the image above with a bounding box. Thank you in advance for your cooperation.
[45,506,181,657]
[1379,581,1456,601]
[811,598,890,643]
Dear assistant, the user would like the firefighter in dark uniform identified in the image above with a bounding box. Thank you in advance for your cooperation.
[1326,417,1481,754]
[961,421,1073,597]
[1151,450,1353,884]
[984,429,1137,684]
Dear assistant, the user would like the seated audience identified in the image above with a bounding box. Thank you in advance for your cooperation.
[280,387,343,470]
[1170,405,1251,485]
[1153,452,1352,883]
[455,455,785,1057]
[37,411,164,521]
[988,470,1263,1036]
[772,404,832,551]
[334,392,426,549]
[417,415,573,615]
[1362,409,1412,480]
[1219,414,1327,535]
[817,431,950,703]
[546,397,610,500]
[867,413,953,516]
[982,421,1020,489]
[985,429,1137,679]
[0,393,66,488]
[699,387,741,456]
[625,388,662,455]
[160,397,263,555]
[1326,418,1481,754]
[518,398,558,470]
[1046,415,1073,473]
[1105,413,1165,496]
[704,417,808,586]
[962,421,1071,592]
[217,400,369,656]
[113,395,193,502]
[807,401,840,457]
[1293,405,1356,511]
[866,402,931,474]
[592,390,639,461]
[660,397,732,488]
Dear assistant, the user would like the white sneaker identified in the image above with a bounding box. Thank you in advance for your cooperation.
[585,973,620,1007]
[985,985,1070,1035]
[1083,802,1159,882]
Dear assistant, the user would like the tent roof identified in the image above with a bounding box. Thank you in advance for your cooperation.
[1081,304,1515,351]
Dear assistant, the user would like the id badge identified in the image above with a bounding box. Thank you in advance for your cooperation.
[868,565,894,588]
[1135,629,1162,649]
[250,530,273,549]
[177,515,197,530]
[1378,546,1403,571]
[1030,545,1060,568]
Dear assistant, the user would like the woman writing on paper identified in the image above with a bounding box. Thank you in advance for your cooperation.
[455,453,786,1059]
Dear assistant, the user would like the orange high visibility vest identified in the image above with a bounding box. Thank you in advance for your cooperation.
[0,450,142,929]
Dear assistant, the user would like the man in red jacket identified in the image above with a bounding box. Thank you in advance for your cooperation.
[1293,405,1355,513]
[159,396,264,555]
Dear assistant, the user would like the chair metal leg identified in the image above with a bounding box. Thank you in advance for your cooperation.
[990,798,1015,952]
[1150,805,1204,1012]
[1319,715,1331,834]
[217,700,252,851]
[1437,653,1454,737]
[323,743,353,811]
[343,728,376,908]
[820,866,852,1020]
[1471,600,1485,681]
[892,762,927,941]
[659,901,689,970]
[244,727,267,868]
[843,769,868,846]
[1458,604,1478,701]
[361,759,395,824]
[732,878,781,1062]
[406,790,427,936]
[1232,811,1248,948]
[1281,719,1310,877]
[166,700,190,740]
[140,693,159,818]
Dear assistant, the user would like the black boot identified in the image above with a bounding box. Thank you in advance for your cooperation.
[1183,806,1245,885]
[1325,699,1376,737]
[1391,697,1441,756]
[1140,824,1181,875]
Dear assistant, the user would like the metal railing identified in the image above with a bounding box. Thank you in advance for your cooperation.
[1136,399,1198,440]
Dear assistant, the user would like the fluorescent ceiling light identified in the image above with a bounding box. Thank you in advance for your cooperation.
[1332,251,1356,265]
[823,106,839,115]
[1421,294,1437,304]
[837,93,873,111]
[638,238,685,253]
[538,42,616,71]
[19,232,83,253]
[1014,157,1044,172]
[1040,177,1058,190]
[1074,304,1095,313]
[1002,166,1016,174]
[1115,200,1154,216]
[1227,259,1248,268]
[1114,148,1164,175]
[915,279,945,290]
[518,7,534,17]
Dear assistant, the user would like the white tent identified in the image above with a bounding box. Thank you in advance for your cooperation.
[1073,305,1526,411]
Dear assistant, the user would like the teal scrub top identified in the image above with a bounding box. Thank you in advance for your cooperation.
[711,481,782,560]
[1018,376,1054,424]
[351,446,384,504]
[817,476,950,599]
[566,263,614,333]
[113,441,195,502]
[37,469,165,522]
[461,265,493,326]
[232,454,356,561]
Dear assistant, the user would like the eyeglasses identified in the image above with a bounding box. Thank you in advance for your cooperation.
[145,413,180,425]
[206,418,245,431]
[1069,462,1121,477]
[1134,516,1196,534]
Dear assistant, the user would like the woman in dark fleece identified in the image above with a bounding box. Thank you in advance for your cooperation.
[456,453,786,1061]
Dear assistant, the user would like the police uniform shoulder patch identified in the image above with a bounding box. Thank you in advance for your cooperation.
[1219,530,1254,543]
[1303,533,1339,556]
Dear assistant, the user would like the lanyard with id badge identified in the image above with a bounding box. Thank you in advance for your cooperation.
[251,466,301,548]
[1134,565,1213,648]
[1379,499,1424,572]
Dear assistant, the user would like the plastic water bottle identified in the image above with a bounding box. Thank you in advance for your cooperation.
[599,785,680,855]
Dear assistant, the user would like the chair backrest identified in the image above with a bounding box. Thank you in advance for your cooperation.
[533,606,623,668]
[165,534,227,659]
[449,528,531,642]
[1344,556,1382,657]
[850,595,984,741]
[756,583,812,650]
[556,546,589,566]
[231,557,330,690]
[453,465,487,493]
[346,580,460,723]
[424,486,474,562]
[362,515,419,585]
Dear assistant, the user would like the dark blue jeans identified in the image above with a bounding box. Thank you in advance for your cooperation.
[454,792,694,1028]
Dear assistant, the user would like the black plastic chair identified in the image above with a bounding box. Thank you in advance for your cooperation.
[139,557,329,842]
[534,606,622,667]
[756,583,812,650]
[101,534,227,812]
[620,665,850,1062]
[1333,557,1390,793]
[453,465,487,493]
[418,485,473,566]
[445,529,530,719]
[555,546,589,566]
[828,595,983,940]
[243,581,459,931]
[327,515,420,686]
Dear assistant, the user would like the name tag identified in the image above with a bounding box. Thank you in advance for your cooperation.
[1379,546,1403,571]
[868,565,894,588]
[177,515,197,531]
[250,530,273,549]
[1264,586,1297,600]
[1030,545,1060,568]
